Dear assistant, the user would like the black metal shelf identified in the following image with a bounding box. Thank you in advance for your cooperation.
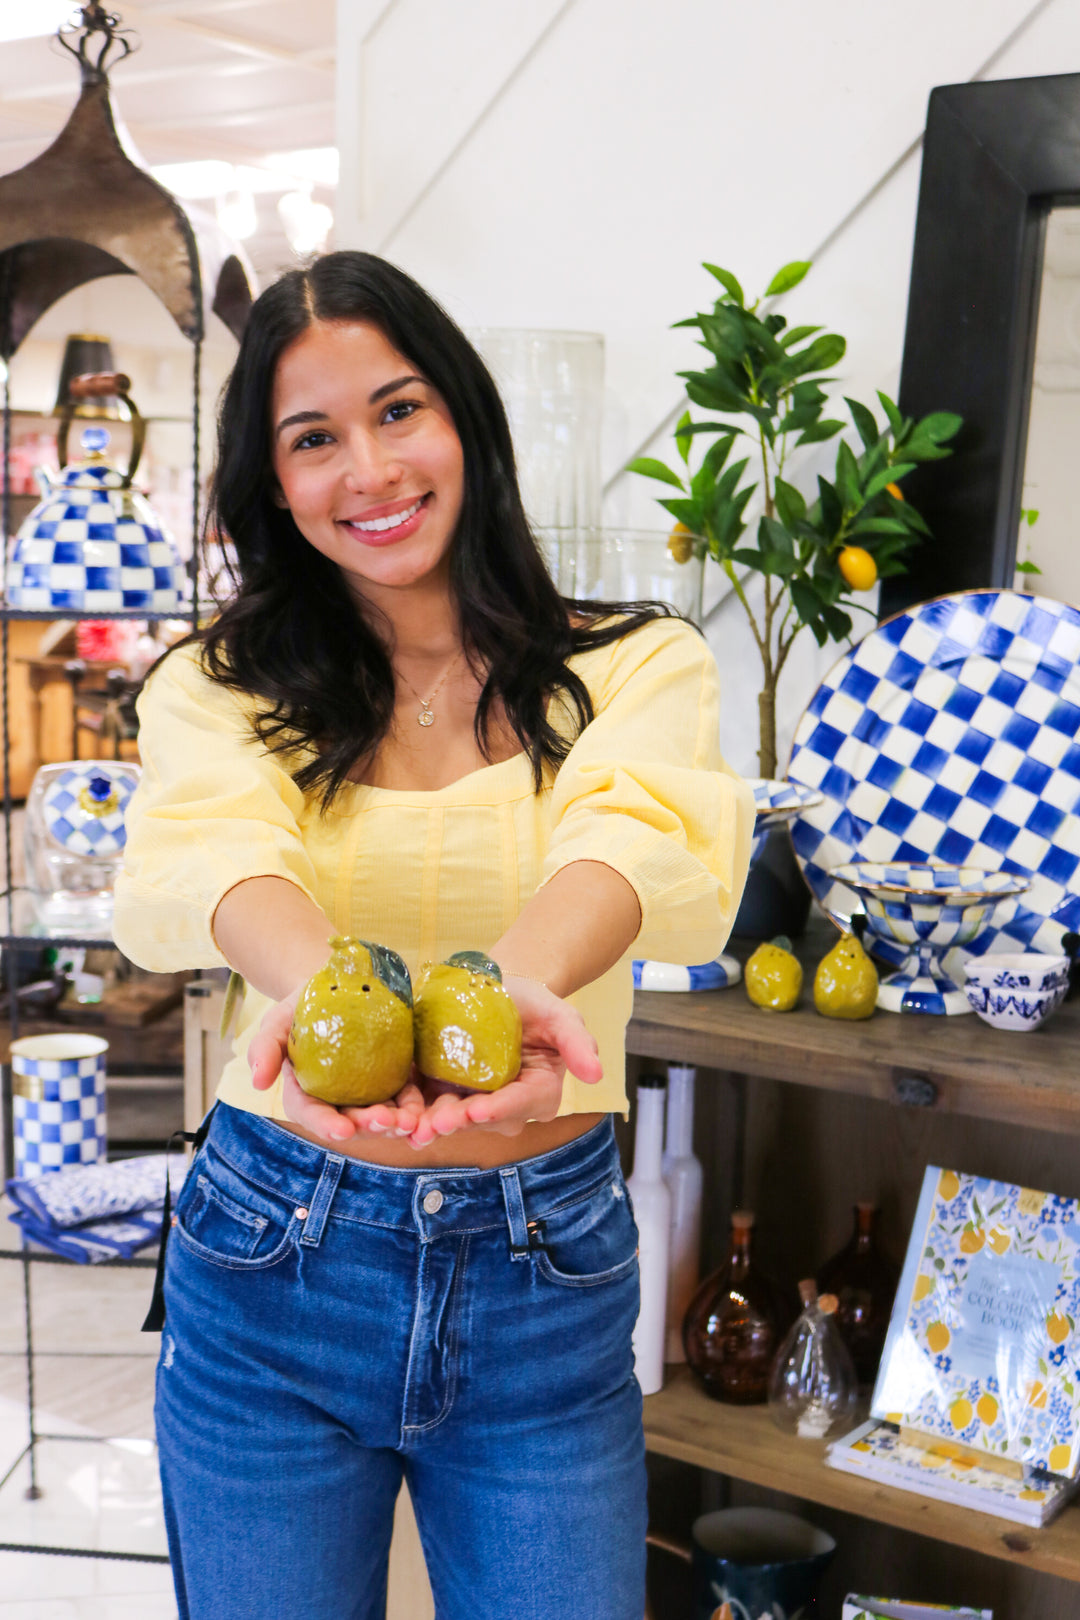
[0,607,196,621]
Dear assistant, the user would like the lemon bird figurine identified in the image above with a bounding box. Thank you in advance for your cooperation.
[414,951,523,1092]
[288,937,414,1106]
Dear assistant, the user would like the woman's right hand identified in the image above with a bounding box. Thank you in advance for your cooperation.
[247,988,426,1144]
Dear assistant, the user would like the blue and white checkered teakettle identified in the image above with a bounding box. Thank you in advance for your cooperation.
[7,417,186,613]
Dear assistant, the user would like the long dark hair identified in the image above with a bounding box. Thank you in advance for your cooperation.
[198,250,676,806]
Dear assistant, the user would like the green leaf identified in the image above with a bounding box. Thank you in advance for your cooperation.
[865,464,915,501]
[817,476,843,535]
[780,324,823,349]
[700,307,749,363]
[795,419,844,446]
[675,419,743,438]
[682,371,749,415]
[690,461,715,501]
[766,260,811,297]
[760,516,794,560]
[845,397,879,451]
[658,497,705,529]
[917,410,963,443]
[702,263,745,306]
[790,577,824,624]
[849,516,909,537]
[709,483,755,552]
[774,478,807,529]
[835,440,862,507]
[876,391,906,438]
[792,380,827,406]
[790,332,846,376]
[702,433,737,482]
[821,603,853,640]
[732,548,764,568]
[675,411,693,466]
[1025,507,1040,526]
[1015,560,1043,573]
[626,457,685,491]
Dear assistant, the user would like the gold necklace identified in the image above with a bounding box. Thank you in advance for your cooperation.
[396,650,463,728]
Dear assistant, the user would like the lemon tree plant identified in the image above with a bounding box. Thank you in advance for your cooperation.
[628,260,962,777]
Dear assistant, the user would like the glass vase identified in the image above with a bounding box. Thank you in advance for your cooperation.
[768,1280,858,1441]
[816,1201,900,1389]
[683,1210,796,1404]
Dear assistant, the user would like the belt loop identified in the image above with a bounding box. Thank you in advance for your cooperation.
[499,1165,531,1261]
[299,1151,345,1248]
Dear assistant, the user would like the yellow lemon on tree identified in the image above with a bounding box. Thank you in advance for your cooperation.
[813,930,878,1018]
[885,482,904,501]
[977,1393,999,1426]
[288,938,414,1107]
[913,1273,935,1303]
[667,522,696,564]
[744,936,803,1011]
[938,1170,960,1201]
[949,1398,974,1431]
[1047,1312,1071,1345]
[413,951,522,1092]
[1049,1444,1072,1473]
[959,1223,986,1255]
[838,546,877,591]
[926,1321,951,1354]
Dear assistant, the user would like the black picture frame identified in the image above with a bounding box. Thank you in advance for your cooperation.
[879,71,1080,619]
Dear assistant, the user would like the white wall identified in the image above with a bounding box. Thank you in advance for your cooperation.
[335,0,1080,775]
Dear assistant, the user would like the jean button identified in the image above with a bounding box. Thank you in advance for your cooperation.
[294,1207,309,1221]
[423,1189,444,1215]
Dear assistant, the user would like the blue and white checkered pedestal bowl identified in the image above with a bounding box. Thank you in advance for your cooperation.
[787,590,1080,982]
[11,1034,108,1179]
[747,779,824,865]
[6,427,185,612]
[832,862,1030,1015]
[632,954,742,992]
[964,951,1070,1031]
[25,759,141,932]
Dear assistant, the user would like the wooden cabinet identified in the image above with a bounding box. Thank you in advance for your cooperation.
[626,926,1080,1612]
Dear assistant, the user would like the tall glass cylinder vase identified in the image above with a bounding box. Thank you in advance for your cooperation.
[468,328,605,538]
[547,527,704,623]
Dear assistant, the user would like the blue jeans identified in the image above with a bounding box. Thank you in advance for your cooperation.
[155,1104,646,1620]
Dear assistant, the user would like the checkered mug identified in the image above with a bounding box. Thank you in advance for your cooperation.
[11,1034,108,1178]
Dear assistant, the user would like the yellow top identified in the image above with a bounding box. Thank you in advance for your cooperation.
[112,617,754,1117]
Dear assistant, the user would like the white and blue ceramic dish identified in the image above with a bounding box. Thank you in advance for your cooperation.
[832,861,1030,1015]
[787,590,1080,977]
[964,951,1070,1031]
[747,778,823,864]
[632,954,742,992]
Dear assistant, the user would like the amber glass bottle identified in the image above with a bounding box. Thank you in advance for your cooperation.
[682,1210,796,1403]
[816,1201,900,1388]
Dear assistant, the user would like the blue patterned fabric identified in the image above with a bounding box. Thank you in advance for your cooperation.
[788,590,1080,968]
[5,1151,187,1264]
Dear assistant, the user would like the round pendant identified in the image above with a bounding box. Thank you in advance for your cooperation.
[418,708,435,727]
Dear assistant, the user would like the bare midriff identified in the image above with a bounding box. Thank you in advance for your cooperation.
[275,1111,606,1169]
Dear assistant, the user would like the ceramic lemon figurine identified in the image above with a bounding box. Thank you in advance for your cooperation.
[414,951,523,1091]
[288,937,414,1106]
[744,936,803,1011]
[814,932,878,1019]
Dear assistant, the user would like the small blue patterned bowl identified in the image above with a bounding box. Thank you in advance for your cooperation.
[964,952,1070,1031]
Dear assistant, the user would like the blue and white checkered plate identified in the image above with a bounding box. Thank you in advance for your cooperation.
[787,589,1080,972]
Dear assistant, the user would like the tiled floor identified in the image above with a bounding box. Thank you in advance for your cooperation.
[0,1215,177,1617]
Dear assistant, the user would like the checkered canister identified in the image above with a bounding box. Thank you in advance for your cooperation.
[11,1034,108,1179]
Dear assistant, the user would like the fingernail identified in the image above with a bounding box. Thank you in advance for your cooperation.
[367,1122,387,1134]
[394,1128,411,1137]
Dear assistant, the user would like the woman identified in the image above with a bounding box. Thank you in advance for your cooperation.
[113,250,753,1620]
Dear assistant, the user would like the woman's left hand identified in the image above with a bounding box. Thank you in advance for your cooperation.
[404,977,602,1147]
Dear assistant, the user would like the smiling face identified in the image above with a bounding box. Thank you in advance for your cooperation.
[270,318,465,610]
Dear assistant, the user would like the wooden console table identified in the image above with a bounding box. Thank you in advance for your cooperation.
[626,934,1080,1591]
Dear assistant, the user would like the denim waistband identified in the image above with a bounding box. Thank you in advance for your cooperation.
[201,1103,622,1248]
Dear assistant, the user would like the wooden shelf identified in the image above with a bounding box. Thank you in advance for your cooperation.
[626,922,1080,1135]
[644,1368,1080,1581]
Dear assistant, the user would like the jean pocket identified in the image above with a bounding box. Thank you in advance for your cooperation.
[174,1153,298,1271]
[532,1175,639,1289]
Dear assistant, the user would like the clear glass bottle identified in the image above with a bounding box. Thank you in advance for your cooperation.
[768,1280,858,1440]
[683,1210,795,1403]
[626,1072,671,1397]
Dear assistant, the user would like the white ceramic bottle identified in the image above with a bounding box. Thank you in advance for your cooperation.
[627,1072,671,1396]
[663,1063,703,1363]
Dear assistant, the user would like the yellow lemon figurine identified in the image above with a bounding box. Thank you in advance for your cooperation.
[813,931,878,1019]
[414,951,523,1092]
[288,937,414,1107]
[744,936,803,1011]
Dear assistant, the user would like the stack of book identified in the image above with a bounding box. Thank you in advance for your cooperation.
[843,1601,991,1619]
[826,1165,1080,1527]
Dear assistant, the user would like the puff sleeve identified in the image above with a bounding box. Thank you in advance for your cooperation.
[112,644,320,972]
[540,619,754,965]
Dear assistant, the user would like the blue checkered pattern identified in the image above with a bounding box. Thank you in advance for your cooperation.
[8,459,185,612]
[631,954,741,991]
[787,590,1080,968]
[13,1055,107,1179]
[749,778,824,864]
[41,763,139,857]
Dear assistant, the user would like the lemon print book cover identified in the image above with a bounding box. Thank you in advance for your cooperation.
[872,1165,1080,1477]
[841,1601,991,1619]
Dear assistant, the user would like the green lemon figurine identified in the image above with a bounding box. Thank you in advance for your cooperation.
[744,935,803,1011]
[814,931,879,1019]
[288,937,414,1106]
[413,951,523,1092]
